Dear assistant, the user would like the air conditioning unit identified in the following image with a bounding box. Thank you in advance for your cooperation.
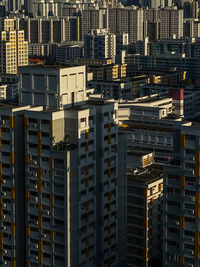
[2,120,5,125]
[35,244,38,248]
[3,192,6,196]
[33,161,37,165]
[34,185,37,189]
[2,180,6,184]
[3,215,6,219]
[35,256,38,260]
[35,197,38,202]
[46,211,50,215]
[3,204,6,208]
[4,249,7,254]
[3,226,6,230]
[43,234,47,238]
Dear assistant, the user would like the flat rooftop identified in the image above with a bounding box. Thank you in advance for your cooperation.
[20,64,84,69]
[127,151,153,157]
[0,103,18,109]
[128,164,163,185]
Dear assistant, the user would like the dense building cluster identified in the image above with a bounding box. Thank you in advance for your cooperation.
[0,0,200,267]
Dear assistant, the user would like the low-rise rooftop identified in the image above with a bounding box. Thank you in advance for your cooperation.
[127,164,163,185]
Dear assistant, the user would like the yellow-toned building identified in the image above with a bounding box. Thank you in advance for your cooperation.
[0,19,28,74]
[76,58,127,81]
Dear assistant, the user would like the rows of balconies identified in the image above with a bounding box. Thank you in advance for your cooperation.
[103,179,117,193]
[80,222,95,238]
[80,188,95,203]
[80,244,95,264]
[80,200,95,216]
[27,122,50,133]
[103,168,117,183]
[80,211,95,227]
[103,212,117,226]
[103,135,117,147]
[103,124,116,135]
[28,134,50,145]
[103,146,117,159]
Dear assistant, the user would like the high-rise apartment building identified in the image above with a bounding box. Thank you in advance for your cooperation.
[0,104,31,267]
[23,98,126,267]
[82,9,102,40]
[108,7,143,43]
[22,94,126,266]
[84,29,116,63]
[127,162,163,267]
[0,19,28,75]
[163,121,200,266]
[158,7,184,39]
[17,17,79,44]
[0,64,127,267]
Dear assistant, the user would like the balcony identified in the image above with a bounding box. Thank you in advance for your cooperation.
[42,221,51,230]
[185,221,195,230]
[54,199,64,207]
[184,195,195,203]
[43,255,52,265]
[3,247,13,258]
[186,139,196,148]
[1,179,11,187]
[54,209,65,219]
[42,161,50,170]
[42,148,50,157]
[42,197,50,206]
[54,187,64,195]
[28,123,38,131]
[28,147,38,156]
[43,185,51,194]
[41,123,50,132]
[28,207,38,216]
[1,132,11,141]
[167,231,179,240]
[29,230,39,239]
[28,135,38,143]
[42,136,50,145]
[54,246,65,256]
[1,144,10,152]
[54,258,65,267]
[29,195,39,203]
[54,235,65,244]
[3,236,12,245]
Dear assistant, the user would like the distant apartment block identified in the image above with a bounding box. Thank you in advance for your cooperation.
[0,19,28,75]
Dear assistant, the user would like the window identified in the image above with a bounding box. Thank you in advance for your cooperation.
[41,120,49,125]
[185,176,195,182]
[185,190,195,196]
[80,118,86,123]
[186,135,195,140]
